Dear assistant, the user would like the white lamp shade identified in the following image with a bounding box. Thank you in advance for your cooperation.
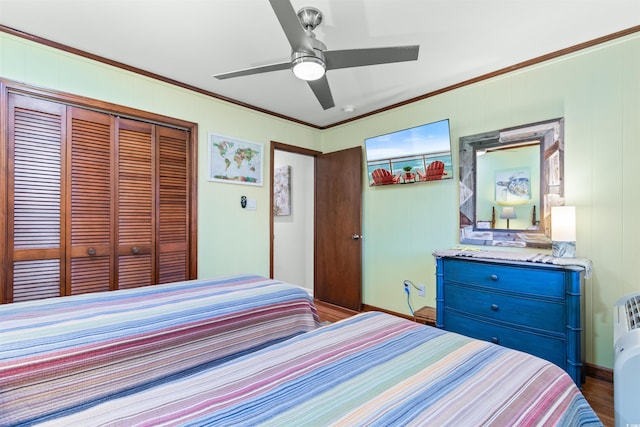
[551,206,576,241]
[499,207,517,219]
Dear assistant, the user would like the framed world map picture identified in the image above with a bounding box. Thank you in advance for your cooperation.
[208,133,263,186]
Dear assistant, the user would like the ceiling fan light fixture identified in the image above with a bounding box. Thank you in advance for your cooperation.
[292,56,325,81]
[214,1,420,111]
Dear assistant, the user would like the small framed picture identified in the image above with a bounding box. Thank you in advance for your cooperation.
[476,220,492,229]
[208,132,263,186]
[495,168,530,203]
[274,165,291,216]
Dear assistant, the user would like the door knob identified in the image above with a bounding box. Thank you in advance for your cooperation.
[131,246,140,254]
[87,247,96,256]
[351,234,363,240]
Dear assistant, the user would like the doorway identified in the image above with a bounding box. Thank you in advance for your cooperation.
[270,141,321,295]
[270,142,363,311]
[272,145,316,293]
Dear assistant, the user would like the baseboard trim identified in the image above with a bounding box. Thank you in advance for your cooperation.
[585,363,613,382]
[362,303,614,383]
[314,299,359,316]
[361,304,414,321]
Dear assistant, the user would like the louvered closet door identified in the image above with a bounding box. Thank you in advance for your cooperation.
[7,94,66,302]
[67,107,114,295]
[157,126,190,283]
[116,119,155,289]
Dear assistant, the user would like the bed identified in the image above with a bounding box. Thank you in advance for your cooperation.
[28,312,602,426]
[0,274,319,426]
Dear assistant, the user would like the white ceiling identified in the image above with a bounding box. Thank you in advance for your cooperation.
[1,0,639,128]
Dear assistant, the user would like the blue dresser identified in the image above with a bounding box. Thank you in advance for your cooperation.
[435,255,585,387]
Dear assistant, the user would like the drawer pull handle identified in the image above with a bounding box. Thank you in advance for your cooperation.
[491,304,499,311]
[87,247,96,256]
[490,274,498,281]
[132,246,140,255]
[491,337,500,344]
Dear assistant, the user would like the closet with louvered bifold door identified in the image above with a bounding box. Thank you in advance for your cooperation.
[3,93,193,303]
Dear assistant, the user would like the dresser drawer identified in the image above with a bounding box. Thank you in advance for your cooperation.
[445,283,565,333]
[444,311,566,369]
[435,254,586,387]
[443,259,565,299]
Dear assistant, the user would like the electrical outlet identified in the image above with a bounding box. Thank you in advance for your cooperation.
[418,284,425,297]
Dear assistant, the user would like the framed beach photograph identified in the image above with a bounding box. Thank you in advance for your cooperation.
[208,132,263,186]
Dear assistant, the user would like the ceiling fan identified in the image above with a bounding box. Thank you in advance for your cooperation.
[213,0,420,110]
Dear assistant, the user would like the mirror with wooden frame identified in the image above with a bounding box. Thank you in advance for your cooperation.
[459,118,564,248]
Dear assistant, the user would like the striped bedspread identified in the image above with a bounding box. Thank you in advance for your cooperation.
[36,312,602,426]
[0,274,319,426]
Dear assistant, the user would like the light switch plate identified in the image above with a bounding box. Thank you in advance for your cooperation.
[246,198,257,210]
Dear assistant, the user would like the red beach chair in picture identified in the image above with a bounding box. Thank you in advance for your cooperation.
[417,160,447,181]
[371,168,401,185]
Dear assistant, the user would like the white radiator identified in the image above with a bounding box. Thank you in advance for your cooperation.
[614,292,640,427]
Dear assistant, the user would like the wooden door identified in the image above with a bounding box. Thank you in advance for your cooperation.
[6,94,66,302]
[2,90,196,303]
[115,119,155,289]
[67,107,114,295]
[157,126,190,284]
[315,146,363,311]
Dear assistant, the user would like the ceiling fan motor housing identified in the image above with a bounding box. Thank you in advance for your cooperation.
[291,35,327,62]
[291,31,327,81]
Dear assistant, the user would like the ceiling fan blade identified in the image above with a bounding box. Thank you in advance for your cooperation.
[213,61,291,80]
[268,0,313,52]
[324,45,419,70]
[307,76,335,110]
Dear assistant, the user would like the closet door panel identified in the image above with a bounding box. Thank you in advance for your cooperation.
[116,119,154,289]
[12,260,62,301]
[8,94,66,302]
[68,107,114,295]
[3,88,196,304]
[157,127,189,284]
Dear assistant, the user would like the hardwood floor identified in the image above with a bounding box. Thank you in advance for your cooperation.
[314,300,614,426]
[315,299,359,323]
[582,376,614,426]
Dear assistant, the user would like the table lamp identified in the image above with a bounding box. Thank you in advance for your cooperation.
[500,207,517,229]
[551,206,576,257]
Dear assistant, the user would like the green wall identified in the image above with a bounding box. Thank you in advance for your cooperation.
[0,31,320,281]
[2,29,639,370]
[321,33,640,370]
